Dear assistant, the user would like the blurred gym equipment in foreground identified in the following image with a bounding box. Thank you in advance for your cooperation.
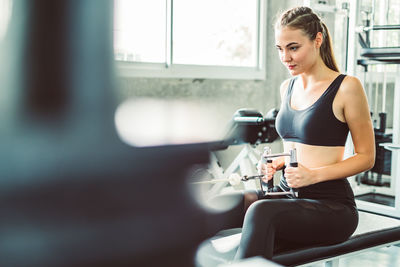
[0,1,219,266]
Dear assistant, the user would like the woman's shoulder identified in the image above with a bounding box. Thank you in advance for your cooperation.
[339,74,365,97]
[341,75,363,91]
[335,75,368,109]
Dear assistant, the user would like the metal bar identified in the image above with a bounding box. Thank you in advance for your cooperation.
[256,0,261,70]
[264,191,295,196]
[374,78,379,122]
[346,0,358,75]
[365,24,400,31]
[191,174,264,185]
[165,0,172,68]
[263,152,290,159]
[242,174,264,180]
[344,4,350,72]
[233,117,264,124]
[381,143,400,151]
[393,65,400,215]
[382,66,387,113]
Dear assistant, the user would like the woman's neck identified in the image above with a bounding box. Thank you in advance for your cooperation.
[299,58,338,89]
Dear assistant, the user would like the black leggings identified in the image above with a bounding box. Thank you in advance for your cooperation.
[208,190,358,260]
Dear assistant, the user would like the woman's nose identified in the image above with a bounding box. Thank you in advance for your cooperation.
[281,51,291,62]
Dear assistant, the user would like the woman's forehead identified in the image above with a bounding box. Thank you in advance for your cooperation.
[275,27,307,45]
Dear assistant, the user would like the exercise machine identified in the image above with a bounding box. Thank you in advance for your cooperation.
[348,0,400,218]
[201,108,280,199]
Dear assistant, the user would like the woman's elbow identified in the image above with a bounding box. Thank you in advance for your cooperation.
[364,151,376,171]
[366,158,375,171]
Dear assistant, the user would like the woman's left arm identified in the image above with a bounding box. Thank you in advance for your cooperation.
[285,76,375,188]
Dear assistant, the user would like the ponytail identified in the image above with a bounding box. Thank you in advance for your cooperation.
[319,22,339,72]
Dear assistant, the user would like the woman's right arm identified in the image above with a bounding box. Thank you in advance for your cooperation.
[259,78,291,182]
[258,156,285,182]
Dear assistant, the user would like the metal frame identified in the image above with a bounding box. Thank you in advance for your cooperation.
[346,0,358,75]
[347,0,400,218]
[207,144,262,198]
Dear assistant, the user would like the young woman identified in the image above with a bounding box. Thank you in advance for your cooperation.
[233,6,375,259]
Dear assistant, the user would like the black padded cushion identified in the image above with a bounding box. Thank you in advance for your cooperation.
[272,226,400,266]
[196,212,400,267]
[361,47,400,58]
[360,47,400,64]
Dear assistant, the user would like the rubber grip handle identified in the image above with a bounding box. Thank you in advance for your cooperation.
[289,162,299,196]
[267,159,274,189]
[290,162,298,167]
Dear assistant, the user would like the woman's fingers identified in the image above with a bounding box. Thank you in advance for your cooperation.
[258,159,282,182]
[284,164,310,188]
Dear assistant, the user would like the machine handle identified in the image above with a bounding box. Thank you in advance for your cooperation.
[261,147,274,192]
[266,158,274,190]
[289,162,298,168]
[262,148,299,197]
[289,151,299,197]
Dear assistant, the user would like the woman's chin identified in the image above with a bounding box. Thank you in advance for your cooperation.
[288,69,300,76]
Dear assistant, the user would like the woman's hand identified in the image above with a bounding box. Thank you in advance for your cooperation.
[257,157,285,183]
[284,163,316,188]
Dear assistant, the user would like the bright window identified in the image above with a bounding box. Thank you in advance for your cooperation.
[0,0,12,41]
[114,0,166,63]
[113,0,267,80]
[173,0,258,67]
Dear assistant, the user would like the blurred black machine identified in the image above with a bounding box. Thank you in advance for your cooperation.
[0,1,217,266]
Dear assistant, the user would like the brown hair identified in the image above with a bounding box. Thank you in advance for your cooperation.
[275,6,339,72]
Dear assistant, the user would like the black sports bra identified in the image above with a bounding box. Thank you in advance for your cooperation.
[275,74,349,146]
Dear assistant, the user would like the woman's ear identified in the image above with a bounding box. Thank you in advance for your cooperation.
[315,32,323,49]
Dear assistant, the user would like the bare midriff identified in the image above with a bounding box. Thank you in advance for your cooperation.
[283,141,345,169]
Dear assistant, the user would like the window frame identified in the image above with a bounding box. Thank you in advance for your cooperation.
[114,0,267,80]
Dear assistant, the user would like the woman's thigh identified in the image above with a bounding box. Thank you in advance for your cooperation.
[244,198,358,247]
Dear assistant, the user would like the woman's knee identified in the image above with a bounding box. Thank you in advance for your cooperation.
[243,190,259,213]
[245,199,296,223]
[244,200,272,224]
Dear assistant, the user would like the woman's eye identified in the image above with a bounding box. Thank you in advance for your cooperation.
[290,47,298,51]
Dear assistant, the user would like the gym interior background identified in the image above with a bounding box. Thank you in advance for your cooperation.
[1,0,400,266]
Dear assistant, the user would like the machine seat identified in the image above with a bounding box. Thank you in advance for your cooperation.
[196,211,400,266]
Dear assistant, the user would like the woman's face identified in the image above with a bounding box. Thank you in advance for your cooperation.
[275,27,320,76]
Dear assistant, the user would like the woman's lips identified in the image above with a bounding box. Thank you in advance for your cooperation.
[288,65,296,70]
